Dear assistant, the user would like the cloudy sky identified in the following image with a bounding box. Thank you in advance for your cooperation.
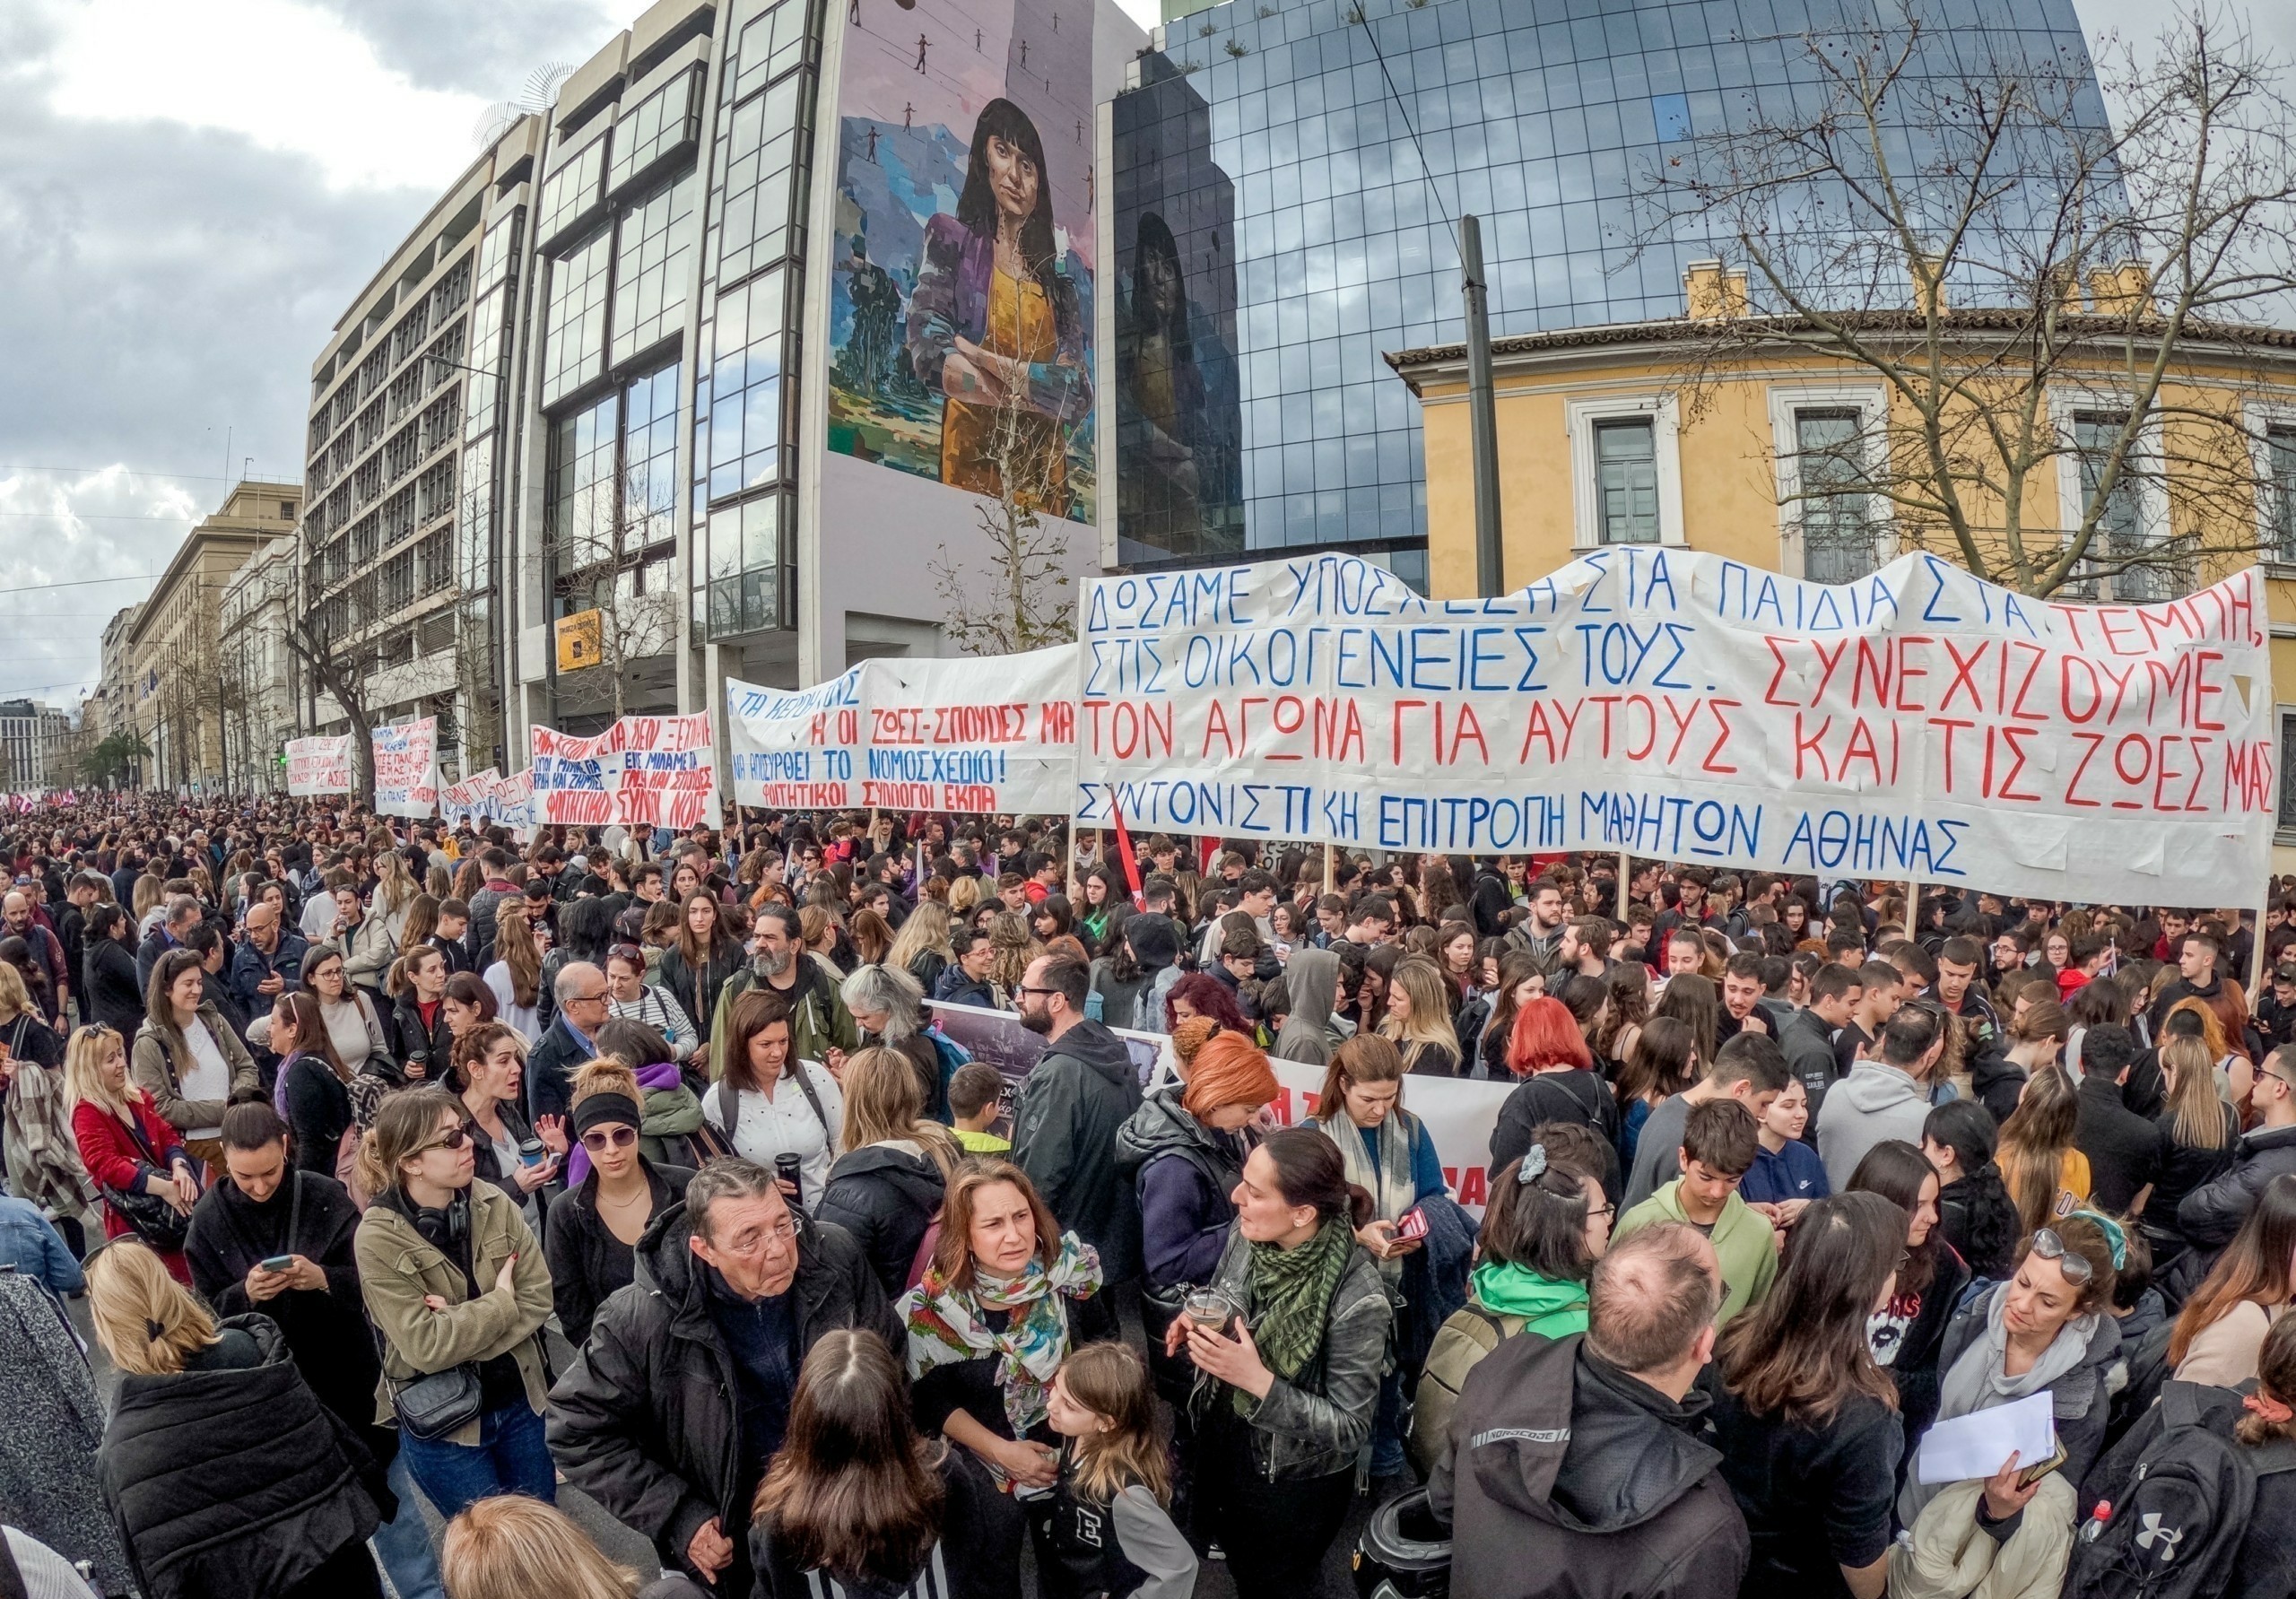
[0,0,2287,716]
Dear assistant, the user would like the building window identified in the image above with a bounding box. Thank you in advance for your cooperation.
[2268,425,2296,564]
[547,365,683,621]
[1566,396,1681,550]
[2062,405,2177,601]
[541,230,613,408]
[718,74,808,287]
[2281,710,2296,838]
[610,68,702,196]
[465,285,511,442]
[612,174,700,366]
[476,206,523,296]
[1795,409,1880,583]
[1594,421,1659,545]
[733,0,813,102]
[708,266,789,500]
[457,436,495,589]
[537,134,609,253]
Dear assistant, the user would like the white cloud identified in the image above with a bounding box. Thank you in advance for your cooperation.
[45,0,489,192]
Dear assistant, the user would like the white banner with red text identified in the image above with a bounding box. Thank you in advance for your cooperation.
[529,715,721,830]
[726,646,1077,815]
[371,718,440,817]
[1072,551,2274,906]
[285,735,354,797]
[440,767,500,828]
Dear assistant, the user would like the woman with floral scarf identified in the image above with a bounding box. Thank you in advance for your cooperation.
[902,1160,1100,1595]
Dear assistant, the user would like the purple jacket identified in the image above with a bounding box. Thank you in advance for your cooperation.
[565,1059,689,1186]
[905,212,1091,424]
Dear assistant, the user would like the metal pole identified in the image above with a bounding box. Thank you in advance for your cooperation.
[1462,214,1505,598]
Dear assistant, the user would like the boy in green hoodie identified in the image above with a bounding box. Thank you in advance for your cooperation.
[1613,1098,1776,1325]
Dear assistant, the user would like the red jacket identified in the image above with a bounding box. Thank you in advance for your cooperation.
[72,1091,193,1280]
[2056,967,2091,1002]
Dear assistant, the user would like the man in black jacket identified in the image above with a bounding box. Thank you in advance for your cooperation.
[548,1160,900,1595]
[1429,1221,1747,1599]
[1012,952,1144,1312]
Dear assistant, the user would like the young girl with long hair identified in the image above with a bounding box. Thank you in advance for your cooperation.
[1036,1343,1194,1599]
[2169,1172,2296,1386]
[1380,955,1462,1077]
[1996,1062,2091,1232]
[1848,1139,1969,1451]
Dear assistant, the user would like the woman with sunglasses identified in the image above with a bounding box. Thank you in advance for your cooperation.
[352,1087,556,1519]
[543,1058,695,1347]
[1899,1213,2121,1534]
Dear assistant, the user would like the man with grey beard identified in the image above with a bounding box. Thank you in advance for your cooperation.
[707,901,861,1082]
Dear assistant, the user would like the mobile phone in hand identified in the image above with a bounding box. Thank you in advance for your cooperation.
[259,1255,294,1273]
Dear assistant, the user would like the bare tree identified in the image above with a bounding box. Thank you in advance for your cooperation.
[1631,5,2296,598]
[283,609,378,800]
[928,362,1080,655]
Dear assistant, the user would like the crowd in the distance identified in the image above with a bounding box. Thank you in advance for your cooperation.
[3,795,2296,1599]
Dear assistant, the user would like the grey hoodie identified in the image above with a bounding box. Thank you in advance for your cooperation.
[1274,947,1343,1067]
[1815,1060,1931,1190]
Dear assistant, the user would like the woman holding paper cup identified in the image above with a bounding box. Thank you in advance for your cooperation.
[1892,1212,2121,1584]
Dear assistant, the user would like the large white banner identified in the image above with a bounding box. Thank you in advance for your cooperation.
[727,646,1077,815]
[440,767,500,828]
[1073,552,2275,905]
[284,735,353,796]
[530,714,722,830]
[371,718,440,817]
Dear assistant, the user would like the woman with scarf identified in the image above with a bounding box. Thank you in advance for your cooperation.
[1302,1033,1448,1476]
[1117,1018,1276,1401]
[900,1160,1101,1597]
[542,1059,695,1347]
[1898,1212,2122,1557]
[1168,1127,1388,1595]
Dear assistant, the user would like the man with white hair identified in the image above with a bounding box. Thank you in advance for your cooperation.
[526,960,610,1124]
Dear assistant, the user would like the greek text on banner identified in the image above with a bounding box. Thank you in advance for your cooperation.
[727,646,1077,815]
[284,735,353,797]
[530,714,722,830]
[371,718,440,818]
[1072,551,2274,906]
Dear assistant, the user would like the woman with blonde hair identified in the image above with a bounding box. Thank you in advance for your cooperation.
[1996,1062,2092,1233]
[986,910,1037,1010]
[442,1495,701,1599]
[1380,955,1463,1077]
[888,899,955,997]
[70,1021,200,1281]
[0,958,93,1249]
[483,899,544,1040]
[370,848,420,946]
[2147,1031,2240,1262]
[87,1239,389,1599]
[820,1046,956,1295]
[2161,995,2256,1111]
[947,874,983,918]
[353,1086,556,1518]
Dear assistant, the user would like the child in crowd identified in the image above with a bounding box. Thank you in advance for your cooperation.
[948,1061,1011,1154]
[1034,1343,1196,1599]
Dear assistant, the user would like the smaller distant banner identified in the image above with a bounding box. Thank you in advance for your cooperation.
[371,718,441,817]
[492,769,535,837]
[285,735,354,796]
[441,767,500,827]
[530,714,722,830]
[726,647,1077,814]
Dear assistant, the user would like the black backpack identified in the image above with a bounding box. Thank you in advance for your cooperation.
[2068,1381,2258,1599]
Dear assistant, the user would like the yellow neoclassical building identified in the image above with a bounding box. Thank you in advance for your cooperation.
[1389,268,2296,869]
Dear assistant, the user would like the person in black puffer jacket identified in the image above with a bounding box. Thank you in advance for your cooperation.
[817,1047,952,1297]
[87,1241,388,1599]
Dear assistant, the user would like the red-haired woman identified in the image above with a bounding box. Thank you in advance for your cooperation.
[1490,994,1622,1199]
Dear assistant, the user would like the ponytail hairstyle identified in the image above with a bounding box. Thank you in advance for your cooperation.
[386,940,445,1001]
[1057,1343,1172,1506]
[87,1238,220,1377]
[1258,1125,1373,1229]
[354,1086,463,1197]
[2236,1310,2296,1447]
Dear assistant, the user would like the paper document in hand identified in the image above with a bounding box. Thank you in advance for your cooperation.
[1915,1390,2057,1485]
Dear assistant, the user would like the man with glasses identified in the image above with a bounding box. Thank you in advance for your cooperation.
[526,960,611,1124]
[2178,1042,2296,1258]
[551,1157,899,1596]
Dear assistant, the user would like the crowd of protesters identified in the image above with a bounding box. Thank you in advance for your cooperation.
[3,795,2296,1598]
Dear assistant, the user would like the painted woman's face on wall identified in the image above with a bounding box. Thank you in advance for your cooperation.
[986,133,1040,222]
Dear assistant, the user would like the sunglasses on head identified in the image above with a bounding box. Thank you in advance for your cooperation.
[580,1125,638,1152]
[2029,1226,2095,1284]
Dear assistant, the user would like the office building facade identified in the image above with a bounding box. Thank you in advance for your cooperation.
[1104,0,2117,580]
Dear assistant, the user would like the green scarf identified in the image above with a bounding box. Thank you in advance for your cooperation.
[1236,1218,1357,1415]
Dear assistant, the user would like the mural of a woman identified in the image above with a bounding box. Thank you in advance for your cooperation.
[905,98,1091,516]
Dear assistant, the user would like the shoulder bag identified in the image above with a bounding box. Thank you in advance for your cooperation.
[101,1106,192,1252]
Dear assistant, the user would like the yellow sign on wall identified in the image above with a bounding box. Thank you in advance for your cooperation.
[555,610,603,673]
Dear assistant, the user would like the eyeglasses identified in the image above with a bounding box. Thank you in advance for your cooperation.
[1017,986,1061,998]
[580,1125,638,1153]
[567,990,610,1006]
[418,1126,472,1155]
[718,1220,799,1256]
[1587,1204,1615,1221]
[2029,1228,2093,1284]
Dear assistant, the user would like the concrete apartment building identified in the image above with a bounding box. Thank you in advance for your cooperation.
[129,480,300,791]
[97,603,142,742]
[301,0,1143,770]
[220,539,299,792]
[0,700,71,792]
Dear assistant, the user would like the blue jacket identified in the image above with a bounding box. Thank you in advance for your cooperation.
[1740,1136,1831,1206]
[229,929,309,1019]
[0,1194,83,1296]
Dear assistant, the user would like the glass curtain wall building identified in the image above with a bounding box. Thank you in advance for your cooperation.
[1107,0,2116,579]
